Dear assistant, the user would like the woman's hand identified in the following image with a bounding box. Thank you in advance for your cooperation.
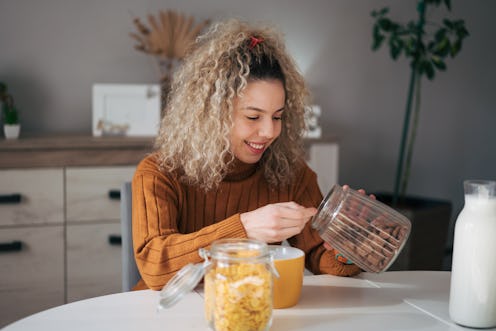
[342,185,376,200]
[240,202,317,243]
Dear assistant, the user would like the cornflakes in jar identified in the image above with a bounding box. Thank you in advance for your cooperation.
[204,239,274,331]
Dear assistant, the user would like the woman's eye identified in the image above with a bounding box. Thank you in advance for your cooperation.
[247,116,259,121]
[273,116,282,121]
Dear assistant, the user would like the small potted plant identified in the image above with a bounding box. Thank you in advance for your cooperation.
[0,81,21,139]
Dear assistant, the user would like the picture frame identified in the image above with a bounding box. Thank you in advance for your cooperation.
[92,84,161,137]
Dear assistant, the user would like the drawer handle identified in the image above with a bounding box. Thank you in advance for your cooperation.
[0,193,22,204]
[0,240,23,252]
[108,235,122,246]
[108,190,121,200]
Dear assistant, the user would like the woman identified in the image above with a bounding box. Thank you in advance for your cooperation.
[132,19,361,290]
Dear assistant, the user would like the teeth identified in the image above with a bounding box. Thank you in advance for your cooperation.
[248,142,264,150]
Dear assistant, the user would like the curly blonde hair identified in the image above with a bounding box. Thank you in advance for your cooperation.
[154,19,310,190]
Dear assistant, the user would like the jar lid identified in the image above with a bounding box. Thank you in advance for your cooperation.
[158,261,208,309]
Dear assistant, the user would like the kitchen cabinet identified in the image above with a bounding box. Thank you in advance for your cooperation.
[65,166,135,302]
[0,135,152,328]
[0,169,64,328]
[66,222,122,302]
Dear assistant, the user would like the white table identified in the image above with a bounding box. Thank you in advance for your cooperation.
[2,271,493,331]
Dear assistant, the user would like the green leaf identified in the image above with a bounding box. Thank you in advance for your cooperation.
[443,19,454,29]
[371,7,389,18]
[372,34,385,51]
[431,56,446,70]
[405,37,416,56]
[378,18,393,31]
[373,25,380,38]
[451,39,462,57]
[389,37,404,60]
[417,1,426,14]
[424,61,435,80]
[2,104,19,124]
[434,37,450,57]
[456,24,470,39]
[426,0,442,6]
[444,0,452,10]
[435,28,446,42]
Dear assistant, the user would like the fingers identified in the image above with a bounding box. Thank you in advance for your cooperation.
[240,202,317,243]
[266,226,303,243]
[343,185,375,200]
[277,202,317,220]
[272,203,316,233]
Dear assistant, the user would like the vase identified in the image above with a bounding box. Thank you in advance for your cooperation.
[3,124,20,139]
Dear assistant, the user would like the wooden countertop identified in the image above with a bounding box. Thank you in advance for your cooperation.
[0,134,337,169]
[0,134,154,168]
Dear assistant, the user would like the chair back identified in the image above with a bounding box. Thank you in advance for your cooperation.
[120,182,141,291]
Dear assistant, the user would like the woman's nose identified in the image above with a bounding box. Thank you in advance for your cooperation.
[258,120,274,139]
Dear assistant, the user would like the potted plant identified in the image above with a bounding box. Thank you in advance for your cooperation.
[0,82,21,139]
[370,0,469,270]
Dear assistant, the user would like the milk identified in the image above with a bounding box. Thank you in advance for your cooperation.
[449,191,496,328]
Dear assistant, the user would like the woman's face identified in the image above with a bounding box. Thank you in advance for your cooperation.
[230,79,285,164]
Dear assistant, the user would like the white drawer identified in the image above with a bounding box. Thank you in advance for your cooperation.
[66,222,122,302]
[0,225,64,327]
[0,168,64,226]
[66,166,135,222]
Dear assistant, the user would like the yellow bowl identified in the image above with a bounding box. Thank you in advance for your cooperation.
[269,245,305,309]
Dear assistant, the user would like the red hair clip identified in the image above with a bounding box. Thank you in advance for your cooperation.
[248,36,264,49]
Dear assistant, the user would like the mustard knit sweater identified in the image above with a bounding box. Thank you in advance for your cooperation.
[132,154,360,290]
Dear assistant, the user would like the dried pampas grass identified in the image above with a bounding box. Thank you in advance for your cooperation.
[130,10,210,84]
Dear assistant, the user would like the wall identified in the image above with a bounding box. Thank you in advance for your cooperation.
[1,0,495,263]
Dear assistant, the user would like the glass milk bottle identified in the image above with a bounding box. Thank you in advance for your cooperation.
[449,180,496,328]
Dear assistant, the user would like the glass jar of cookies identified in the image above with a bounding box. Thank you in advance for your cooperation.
[312,184,411,273]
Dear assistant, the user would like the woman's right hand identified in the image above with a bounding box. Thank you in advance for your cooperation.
[240,202,317,243]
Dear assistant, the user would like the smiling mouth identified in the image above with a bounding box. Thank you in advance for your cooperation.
[246,141,265,150]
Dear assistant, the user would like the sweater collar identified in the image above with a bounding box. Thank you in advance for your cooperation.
[224,158,259,181]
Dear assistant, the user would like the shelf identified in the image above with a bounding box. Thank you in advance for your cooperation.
[0,134,154,168]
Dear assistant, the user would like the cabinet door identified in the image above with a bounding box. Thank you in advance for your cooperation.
[66,166,135,222]
[0,226,64,328]
[66,222,122,302]
[0,168,64,226]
